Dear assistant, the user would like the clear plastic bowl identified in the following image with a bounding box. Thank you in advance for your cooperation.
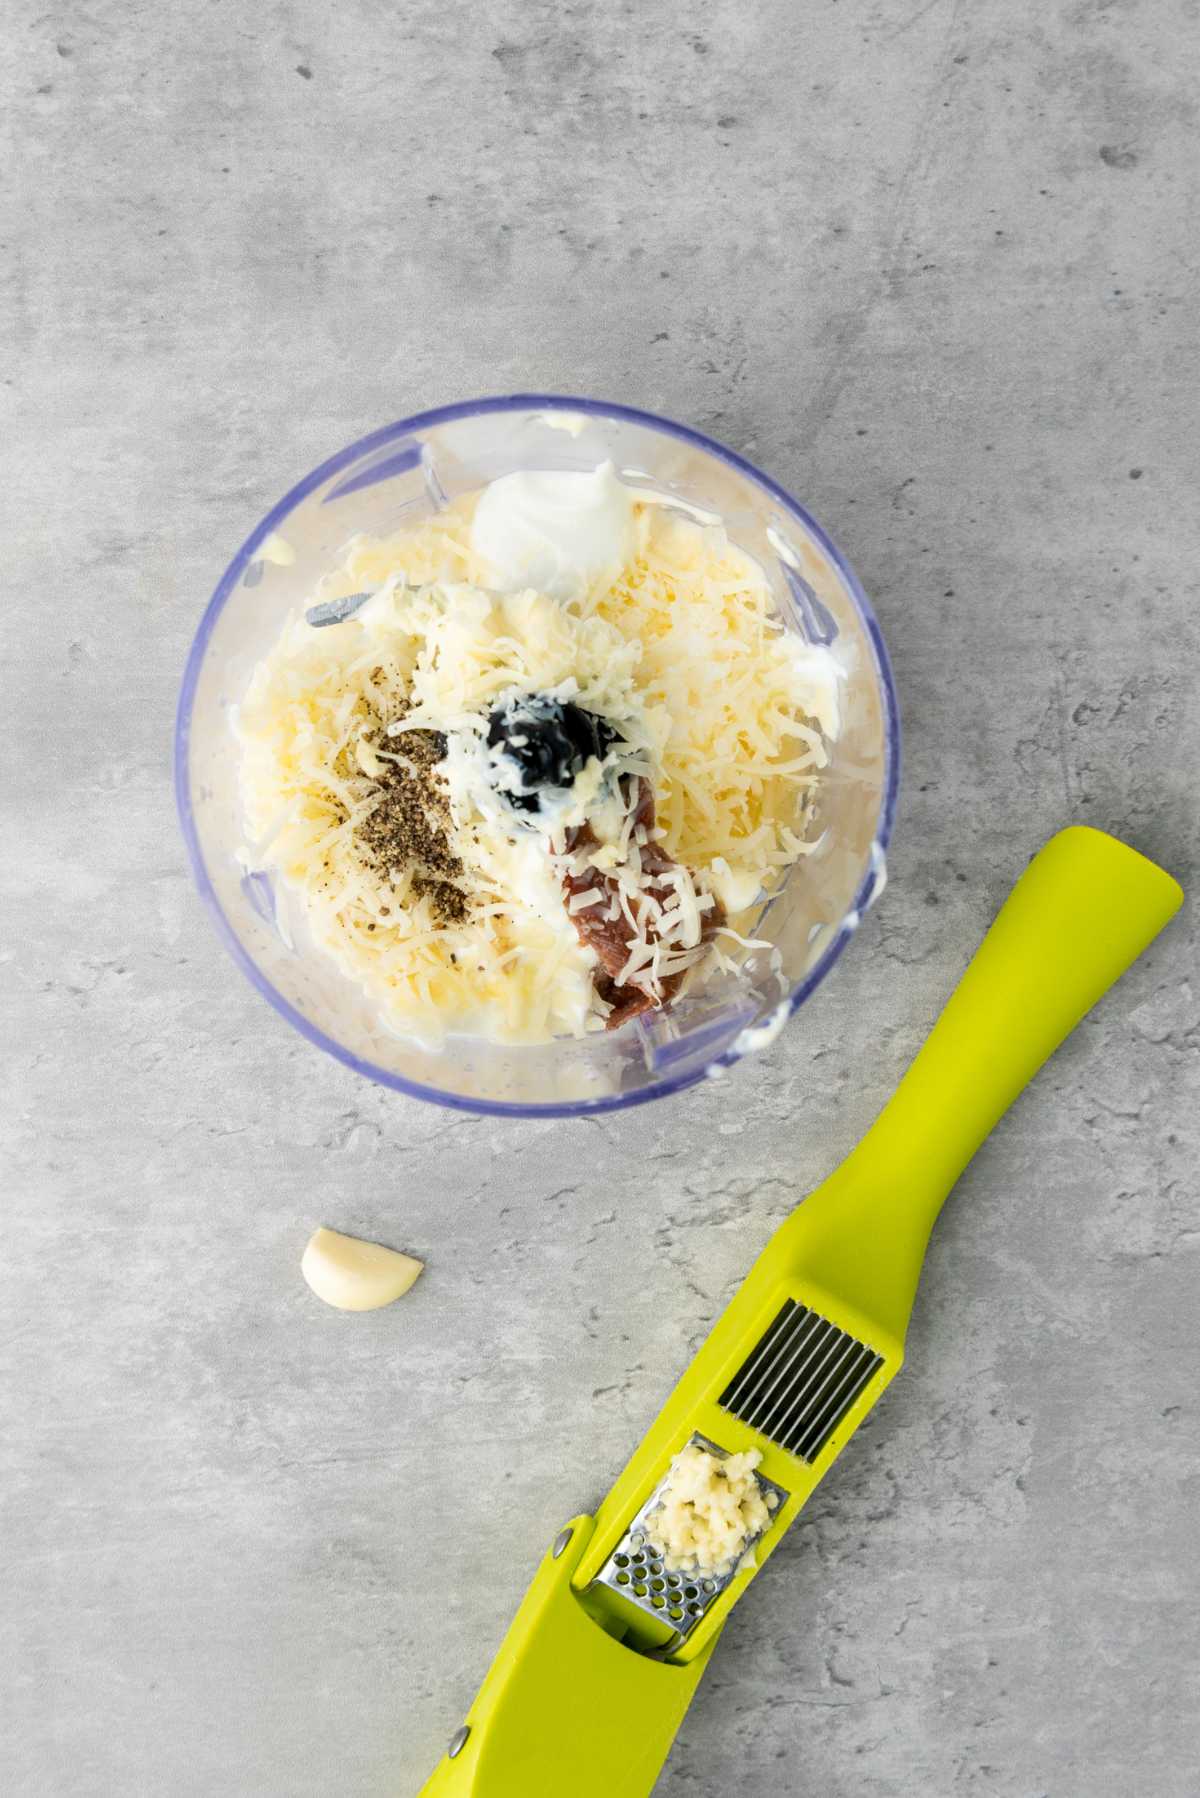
[176,396,899,1116]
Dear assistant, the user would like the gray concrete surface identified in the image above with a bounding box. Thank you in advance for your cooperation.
[3,1,1198,1793]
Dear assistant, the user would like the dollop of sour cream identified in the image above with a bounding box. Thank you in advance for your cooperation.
[469,462,637,604]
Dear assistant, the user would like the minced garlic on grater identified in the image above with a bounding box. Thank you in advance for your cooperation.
[644,1442,779,1576]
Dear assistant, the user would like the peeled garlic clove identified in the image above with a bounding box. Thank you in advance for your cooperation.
[301,1227,424,1312]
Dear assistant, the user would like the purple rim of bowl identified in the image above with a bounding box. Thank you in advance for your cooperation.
[175,394,901,1118]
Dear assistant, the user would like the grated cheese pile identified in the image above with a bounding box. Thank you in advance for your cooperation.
[235,489,835,1046]
[644,1442,779,1576]
[591,509,832,918]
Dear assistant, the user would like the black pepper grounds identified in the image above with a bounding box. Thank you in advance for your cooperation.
[354,724,469,927]
[411,871,469,925]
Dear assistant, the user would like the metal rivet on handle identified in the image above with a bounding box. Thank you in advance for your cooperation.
[552,1527,573,1560]
[447,1726,470,1760]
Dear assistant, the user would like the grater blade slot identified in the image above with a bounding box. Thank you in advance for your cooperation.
[771,1333,859,1446]
[720,1298,884,1464]
[758,1322,845,1440]
[792,1343,881,1461]
[720,1300,798,1414]
[738,1308,826,1432]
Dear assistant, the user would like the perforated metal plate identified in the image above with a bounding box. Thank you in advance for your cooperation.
[589,1434,789,1646]
[719,1299,884,1462]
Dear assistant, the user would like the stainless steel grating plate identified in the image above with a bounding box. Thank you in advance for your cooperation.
[589,1433,789,1647]
[718,1299,884,1462]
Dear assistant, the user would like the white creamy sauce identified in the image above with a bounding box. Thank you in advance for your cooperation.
[469,461,637,604]
[765,523,803,572]
[731,997,792,1059]
[866,839,888,907]
[787,641,843,740]
[531,410,589,437]
[617,471,722,527]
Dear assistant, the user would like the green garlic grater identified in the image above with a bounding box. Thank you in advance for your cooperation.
[419,827,1182,1796]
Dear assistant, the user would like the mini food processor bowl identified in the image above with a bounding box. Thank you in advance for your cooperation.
[176,396,899,1117]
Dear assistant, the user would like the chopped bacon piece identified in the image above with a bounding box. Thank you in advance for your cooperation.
[561,781,724,1030]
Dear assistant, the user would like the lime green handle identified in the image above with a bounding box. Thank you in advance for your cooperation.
[792,827,1182,1341]
[417,1515,716,1797]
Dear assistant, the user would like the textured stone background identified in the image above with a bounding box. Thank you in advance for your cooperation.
[3,2,1197,1794]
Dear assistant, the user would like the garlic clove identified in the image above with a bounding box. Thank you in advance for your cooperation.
[301,1226,424,1312]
